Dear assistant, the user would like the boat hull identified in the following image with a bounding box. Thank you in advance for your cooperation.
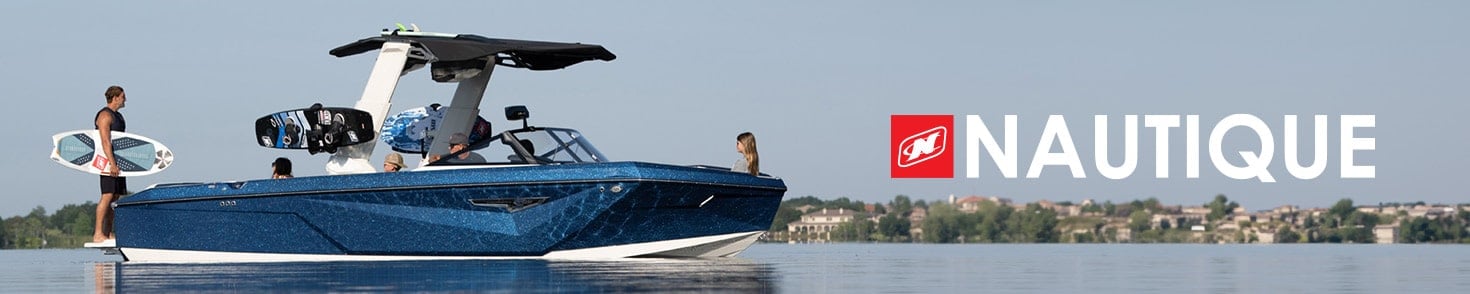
[113,162,784,262]
[118,231,764,263]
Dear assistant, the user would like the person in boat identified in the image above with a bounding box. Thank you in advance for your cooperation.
[439,133,486,164]
[93,85,127,243]
[509,139,552,163]
[272,157,293,179]
[383,152,405,172]
[733,132,760,176]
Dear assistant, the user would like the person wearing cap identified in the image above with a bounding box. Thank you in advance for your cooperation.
[439,133,486,164]
[383,153,406,172]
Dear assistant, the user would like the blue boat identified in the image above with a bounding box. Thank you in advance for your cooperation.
[108,28,786,262]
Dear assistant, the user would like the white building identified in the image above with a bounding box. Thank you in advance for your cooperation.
[1374,225,1398,244]
[786,208,857,243]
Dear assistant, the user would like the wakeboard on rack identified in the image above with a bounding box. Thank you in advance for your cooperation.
[255,104,375,154]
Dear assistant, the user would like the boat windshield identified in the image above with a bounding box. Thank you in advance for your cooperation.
[447,127,608,165]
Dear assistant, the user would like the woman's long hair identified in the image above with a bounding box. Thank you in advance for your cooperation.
[737,132,759,176]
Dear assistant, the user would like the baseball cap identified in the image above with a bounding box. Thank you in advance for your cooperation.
[385,153,405,169]
[448,133,469,145]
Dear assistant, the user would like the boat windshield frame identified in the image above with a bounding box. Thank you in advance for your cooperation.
[429,127,607,166]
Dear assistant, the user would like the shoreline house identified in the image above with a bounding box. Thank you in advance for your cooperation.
[786,208,856,243]
[908,207,928,240]
[1374,225,1398,244]
[951,195,1013,213]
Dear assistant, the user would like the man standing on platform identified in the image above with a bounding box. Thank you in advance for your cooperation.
[92,85,127,244]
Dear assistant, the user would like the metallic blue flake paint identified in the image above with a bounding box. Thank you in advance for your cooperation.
[114,162,785,257]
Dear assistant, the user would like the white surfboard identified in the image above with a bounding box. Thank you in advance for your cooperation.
[50,130,174,177]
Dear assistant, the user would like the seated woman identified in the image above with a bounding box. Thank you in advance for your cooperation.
[733,132,759,176]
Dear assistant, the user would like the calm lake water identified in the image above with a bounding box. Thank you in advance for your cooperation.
[2,244,1468,293]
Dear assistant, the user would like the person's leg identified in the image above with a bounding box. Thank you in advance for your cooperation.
[94,192,114,242]
[95,176,119,242]
[105,178,126,240]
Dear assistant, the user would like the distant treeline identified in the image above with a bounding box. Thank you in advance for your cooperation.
[769,195,1470,244]
[1,203,97,249]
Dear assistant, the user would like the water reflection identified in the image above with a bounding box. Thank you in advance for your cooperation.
[93,258,776,292]
[94,262,115,294]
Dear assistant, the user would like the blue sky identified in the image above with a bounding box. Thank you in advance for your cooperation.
[1,1,1465,217]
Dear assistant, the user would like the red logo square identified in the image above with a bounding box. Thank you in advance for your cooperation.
[891,115,954,178]
[92,155,110,170]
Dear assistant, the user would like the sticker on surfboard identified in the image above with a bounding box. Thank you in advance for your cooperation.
[50,130,174,177]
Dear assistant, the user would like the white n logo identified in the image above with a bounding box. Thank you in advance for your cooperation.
[897,126,948,167]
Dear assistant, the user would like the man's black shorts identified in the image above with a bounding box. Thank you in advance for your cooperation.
[100,175,127,195]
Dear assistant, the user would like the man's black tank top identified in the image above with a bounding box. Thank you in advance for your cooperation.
[95,107,125,132]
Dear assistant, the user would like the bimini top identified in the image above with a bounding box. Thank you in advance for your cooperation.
[329,32,616,71]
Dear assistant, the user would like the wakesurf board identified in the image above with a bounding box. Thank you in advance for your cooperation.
[50,130,174,177]
[381,104,492,154]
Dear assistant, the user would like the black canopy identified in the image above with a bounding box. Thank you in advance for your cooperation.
[329,33,616,71]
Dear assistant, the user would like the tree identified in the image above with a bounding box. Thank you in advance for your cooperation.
[5,208,49,249]
[1006,204,1059,243]
[1401,217,1427,242]
[51,202,96,236]
[1277,227,1302,243]
[769,206,803,231]
[0,217,7,248]
[782,196,823,210]
[1338,227,1374,243]
[921,203,962,243]
[877,214,911,241]
[1329,198,1355,220]
[974,205,1012,242]
[1143,198,1161,212]
[831,218,875,242]
[1129,200,1146,212]
[1129,210,1152,232]
[1400,215,1469,243]
[1206,194,1239,222]
[889,195,913,217]
[1342,211,1379,228]
[1103,201,1117,217]
[825,197,863,212]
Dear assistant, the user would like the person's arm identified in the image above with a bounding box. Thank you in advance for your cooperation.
[96,112,119,176]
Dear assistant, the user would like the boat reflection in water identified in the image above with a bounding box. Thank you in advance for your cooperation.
[93,258,776,292]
